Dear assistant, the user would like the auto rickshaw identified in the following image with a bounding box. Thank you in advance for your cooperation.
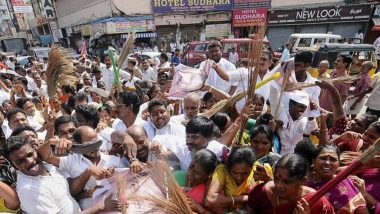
[308,43,377,78]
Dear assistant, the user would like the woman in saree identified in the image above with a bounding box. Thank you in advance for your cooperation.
[205,147,256,213]
[337,122,380,213]
[248,154,334,214]
[185,149,218,214]
[250,125,281,183]
[306,144,368,213]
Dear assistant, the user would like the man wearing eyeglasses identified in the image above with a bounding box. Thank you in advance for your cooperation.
[112,92,145,132]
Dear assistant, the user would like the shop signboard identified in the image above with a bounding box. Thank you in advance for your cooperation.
[232,8,267,27]
[205,23,231,38]
[11,0,33,13]
[106,19,155,34]
[91,22,105,34]
[152,0,232,13]
[269,4,372,25]
[233,0,271,9]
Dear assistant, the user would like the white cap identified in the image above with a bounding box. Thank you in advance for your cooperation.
[284,90,310,106]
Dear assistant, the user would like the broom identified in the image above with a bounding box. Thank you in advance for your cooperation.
[46,46,78,110]
[236,26,266,145]
[137,161,193,214]
[117,175,127,214]
[201,72,281,118]
[307,137,380,206]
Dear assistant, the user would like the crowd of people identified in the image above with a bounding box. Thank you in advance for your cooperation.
[0,39,379,214]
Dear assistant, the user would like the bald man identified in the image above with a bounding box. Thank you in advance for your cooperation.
[39,126,125,210]
[317,60,330,79]
[127,125,150,163]
[171,92,200,126]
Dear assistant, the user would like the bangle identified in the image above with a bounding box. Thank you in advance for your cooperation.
[231,196,235,206]
[232,123,240,128]
[320,129,328,133]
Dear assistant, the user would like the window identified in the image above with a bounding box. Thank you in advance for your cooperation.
[298,38,312,47]
[314,38,326,44]
[289,37,297,47]
[194,44,207,51]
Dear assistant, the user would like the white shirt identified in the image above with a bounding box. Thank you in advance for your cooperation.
[26,75,37,91]
[59,153,124,209]
[0,89,10,105]
[124,76,141,88]
[17,163,81,214]
[366,73,380,110]
[154,135,226,171]
[202,58,237,93]
[112,117,145,132]
[278,109,318,155]
[228,52,239,64]
[142,66,157,82]
[170,42,177,52]
[143,119,186,140]
[302,72,321,105]
[101,65,131,91]
[229,67,271,111]
[171,114,185,126]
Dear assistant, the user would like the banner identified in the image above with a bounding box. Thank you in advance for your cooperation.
[152,0,232,13]
[11,0,33,13]
[233,8,267,27]
[233,0,271,9]
[105,20,155,34]
[269,4,372,25]
[205,23,231,38]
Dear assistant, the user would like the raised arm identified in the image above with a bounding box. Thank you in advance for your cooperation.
[316,80,345,121]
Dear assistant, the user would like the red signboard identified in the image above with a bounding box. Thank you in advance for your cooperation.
[232,8,267,27]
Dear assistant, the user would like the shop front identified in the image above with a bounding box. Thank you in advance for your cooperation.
[152,0,232,45]
[268,4,373,50]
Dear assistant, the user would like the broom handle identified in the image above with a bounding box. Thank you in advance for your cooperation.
[307,160,363,205]
[274,71,291,120]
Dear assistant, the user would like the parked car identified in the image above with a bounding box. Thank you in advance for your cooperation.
[183,38,274,66]
[288,33,342,53]
[308,43,377,78]
[16,56,31,67]
[30,47,50,59]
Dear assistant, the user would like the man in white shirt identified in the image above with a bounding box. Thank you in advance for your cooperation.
[5,135,121,213]
[170,39,177,54]
[353,30,364,44]
[228,47,239,66]
[200,41,237,95]
[5,108,44,139]
[278,90,318,155]
[101,55,130,91]
[171,92,200,126]
[141,58,157,82]
[39,126,125,210]
[364,73,380,117]
[293,51,321,106]
[143,99,185,140]
[112,91,145,132]
[212,50,273,110]
[153,116,226,171]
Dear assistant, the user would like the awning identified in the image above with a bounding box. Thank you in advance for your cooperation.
[121,32,157,39]
[372,18,380,31]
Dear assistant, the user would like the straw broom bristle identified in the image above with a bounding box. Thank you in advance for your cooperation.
[137,161,193,214]
[360,137,380,163]
[285,75,360,91]
[46,46,78,99]
[117,32,136,69]
[201,91,246,118]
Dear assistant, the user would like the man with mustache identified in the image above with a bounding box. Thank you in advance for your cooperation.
[5,135,121,213]
[171,92,200,126]
[152,115,225,171]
